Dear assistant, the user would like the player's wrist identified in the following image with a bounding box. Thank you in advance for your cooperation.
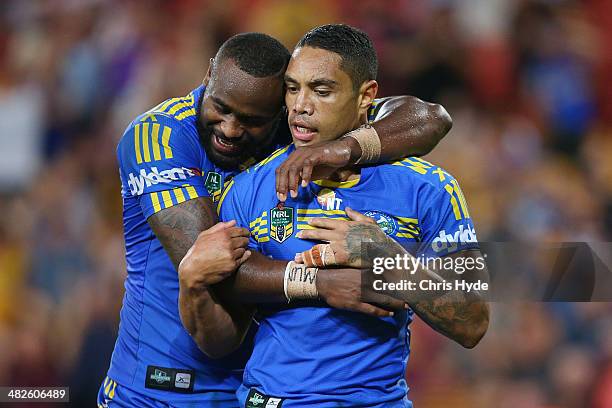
[283,261,319,302]
[338,134,362,165]
[341,124,381,165]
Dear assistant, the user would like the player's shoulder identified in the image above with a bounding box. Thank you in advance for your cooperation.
[140,86,200,123]
[116,93,205,165]
[235,144,292,184]
[380,157,459,193]
[118,87,202,146]
[219,145,291,207]
[367,97,393,122]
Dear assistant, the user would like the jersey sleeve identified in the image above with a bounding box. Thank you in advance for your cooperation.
[217,178,261,252]
[417,174,479,258]
[117,115,209,219]
[367,97,394,123]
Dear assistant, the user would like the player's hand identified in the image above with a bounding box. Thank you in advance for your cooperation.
[275,138,359,201]
[316,267,406,317]
[295,207,391,268]
[179,220,251,288]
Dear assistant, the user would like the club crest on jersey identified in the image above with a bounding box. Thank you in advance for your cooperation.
[270,206,294,243]
[204,171,222,201]
[364,211,399,236]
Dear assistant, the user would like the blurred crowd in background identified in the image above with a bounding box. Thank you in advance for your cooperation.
[0,0,611,407]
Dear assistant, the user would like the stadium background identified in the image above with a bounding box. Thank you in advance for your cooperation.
[0,0,611,407]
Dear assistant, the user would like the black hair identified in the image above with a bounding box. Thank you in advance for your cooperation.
[214,33,290,78]
[296,24,378,89]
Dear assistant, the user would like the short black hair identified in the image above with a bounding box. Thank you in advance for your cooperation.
[296,24,378,89]
[214,33,290,78]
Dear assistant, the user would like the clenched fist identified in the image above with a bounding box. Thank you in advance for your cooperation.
[178,220,251,288]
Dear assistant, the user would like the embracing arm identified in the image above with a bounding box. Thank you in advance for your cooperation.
[294,209,489,348]
[391,248,490,348]
[148,197,217,268]
[275,96,451,200]
[354,95,452,162]
[148,198,253,358]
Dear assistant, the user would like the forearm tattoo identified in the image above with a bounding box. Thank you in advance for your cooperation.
[148,197,218,269]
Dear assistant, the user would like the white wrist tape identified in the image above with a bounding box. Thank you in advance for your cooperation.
[342,124,381,164]
[283,261,319,302]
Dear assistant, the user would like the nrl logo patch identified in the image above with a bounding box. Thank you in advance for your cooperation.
[204,171,222,200]
[270,206,294,243]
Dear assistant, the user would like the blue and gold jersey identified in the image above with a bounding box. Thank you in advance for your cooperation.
[110,85,252,406]
[109,90,422,406]
[218,144,478,408]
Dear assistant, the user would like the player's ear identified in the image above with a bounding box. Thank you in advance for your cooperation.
[357,80,378,115]
[203,58,214,86]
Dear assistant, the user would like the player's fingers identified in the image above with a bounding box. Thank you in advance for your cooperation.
[236,250,252,266]
[287,159,301,198]
[230,237,250,250]
[298,244,337,267]
[299,245,317,267]
[352,302,394,318]
[300,158,315,188]
[228,227,250,238]
[294,253,304,264]
[365,292,406,311]
[275,162,290,202]
[346,207,376,224]
[307,217,347,230]
[233,247,246,259]
[295,229,334,242]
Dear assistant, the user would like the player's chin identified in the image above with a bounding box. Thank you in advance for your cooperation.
[292,137,319,148]
[210,149,246,170]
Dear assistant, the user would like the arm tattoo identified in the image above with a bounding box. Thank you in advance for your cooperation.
[148,197,217,269]
[344,223,396,265]
[409,251,489,347]
[412,287,488,345]
[344,222,489,346]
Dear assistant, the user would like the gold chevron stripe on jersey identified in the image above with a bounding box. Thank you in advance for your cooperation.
[217,179,235,214]
[144,91,197,121]
[134,124,143,164]
[161,190,173,208]
[166,94,194,116]
[449,178,470,219]
[444,184,461,220]
[141,123,151,162]
[396,216,421,238]
[184,184,199,200]
[249,211,270,243]
[297,208,350,230]
[149,185,199,214]
[175,108,196,121]
[392,157,433,175]
[173,187,186,204]
[367,100,380,122]
[256,145,291,169]
[151,123,162,161]
[134,123,174,163]
[161,126,173,159]
[150,192,162,213]
[297,209,350,230]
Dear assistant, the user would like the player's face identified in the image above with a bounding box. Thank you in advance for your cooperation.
[285,46,363,147]
[199,58,284,169]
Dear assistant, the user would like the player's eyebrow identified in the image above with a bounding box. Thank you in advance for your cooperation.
[210,95,273,122]
[284,75,338,88]
[309,78,338,88]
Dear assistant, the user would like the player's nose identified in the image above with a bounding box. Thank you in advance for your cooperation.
[219,118,244,139]
[291,91,313,116]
